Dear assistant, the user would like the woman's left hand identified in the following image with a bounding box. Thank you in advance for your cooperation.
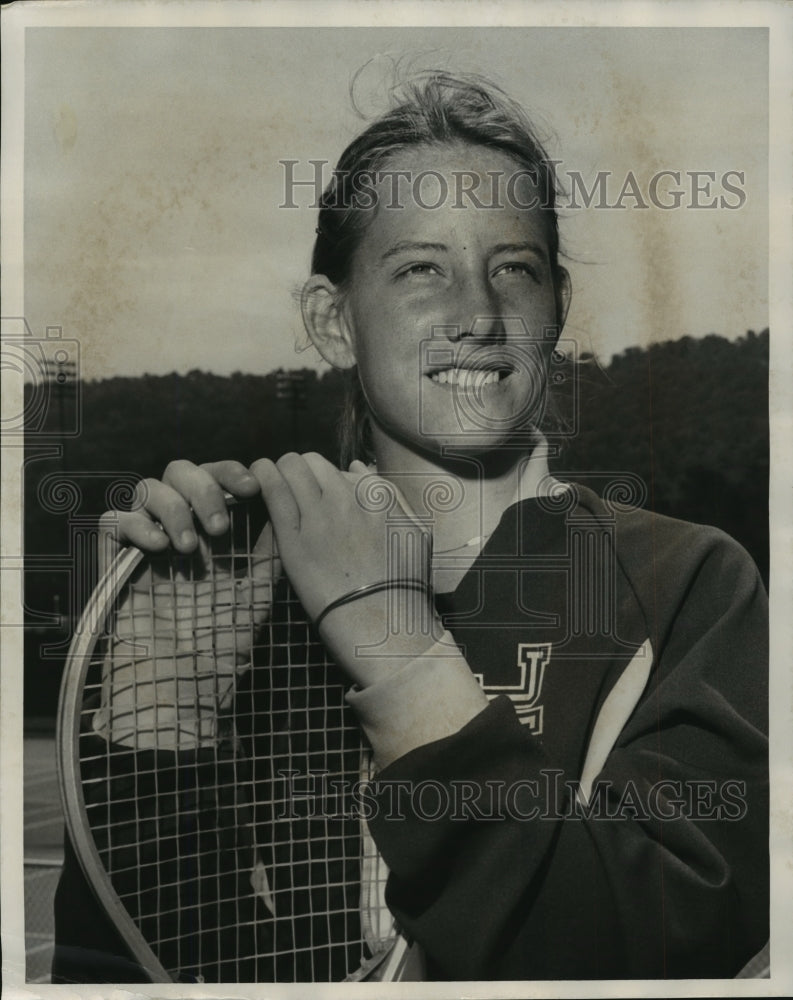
[249,452,442,685]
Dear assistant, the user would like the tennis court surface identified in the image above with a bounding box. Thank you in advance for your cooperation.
[24,732,63,984]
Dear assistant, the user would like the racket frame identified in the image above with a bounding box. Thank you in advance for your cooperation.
[55,511,406,983]
[56,541,172,982]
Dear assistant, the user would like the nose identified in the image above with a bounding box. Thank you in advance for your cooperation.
[447,315,507,343]
[444,272,506,343]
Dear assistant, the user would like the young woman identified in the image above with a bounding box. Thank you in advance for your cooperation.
[53,72,768,982]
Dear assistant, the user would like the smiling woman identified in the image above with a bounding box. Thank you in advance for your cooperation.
[52,70,769,984]
[303,142,570,491]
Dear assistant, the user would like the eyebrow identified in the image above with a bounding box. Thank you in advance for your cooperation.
[489,241,547,259]
[380,239,547,262]
[380,241,449,261]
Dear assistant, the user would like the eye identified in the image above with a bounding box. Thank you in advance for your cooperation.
[396,262,442,279]
[493,261,540,281]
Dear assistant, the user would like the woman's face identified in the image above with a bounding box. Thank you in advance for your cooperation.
[341,142,570,461]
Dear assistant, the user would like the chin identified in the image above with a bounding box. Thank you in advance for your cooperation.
[371,407,543,466]
[424,410,544,450]
[421,427,537,461]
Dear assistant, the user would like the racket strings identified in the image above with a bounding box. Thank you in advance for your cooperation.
[75,502,394,982]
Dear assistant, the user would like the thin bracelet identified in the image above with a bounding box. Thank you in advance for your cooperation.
[314,578,432,631]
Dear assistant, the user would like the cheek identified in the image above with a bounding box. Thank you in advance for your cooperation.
[353,346,423,432]
[350,302,423,373]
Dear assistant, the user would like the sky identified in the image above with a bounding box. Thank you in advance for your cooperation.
[23,25,768,380]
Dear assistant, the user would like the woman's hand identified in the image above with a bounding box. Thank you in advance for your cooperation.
[97,459,262,572]
[249,452,444,686]
[95,460,279,750]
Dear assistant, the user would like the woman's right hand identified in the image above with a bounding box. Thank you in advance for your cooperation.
[98,459,262,572]
[95,460,280,750]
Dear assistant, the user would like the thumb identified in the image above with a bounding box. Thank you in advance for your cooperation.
[251,521,282,579]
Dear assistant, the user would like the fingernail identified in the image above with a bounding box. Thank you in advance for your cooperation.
[210,513,227,532]
[180,529,197,548]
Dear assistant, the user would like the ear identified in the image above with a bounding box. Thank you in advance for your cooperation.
[555,266,572,331]
[301,275,356,369]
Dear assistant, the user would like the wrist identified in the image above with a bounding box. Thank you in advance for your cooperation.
[316,586,444,687]
[314,577,431,631]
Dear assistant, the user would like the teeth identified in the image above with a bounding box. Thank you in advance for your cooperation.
[430,368,502,387]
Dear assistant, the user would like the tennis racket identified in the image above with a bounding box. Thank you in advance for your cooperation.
[56,496,410,983]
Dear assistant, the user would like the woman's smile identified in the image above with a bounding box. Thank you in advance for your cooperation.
[339,142,570,459]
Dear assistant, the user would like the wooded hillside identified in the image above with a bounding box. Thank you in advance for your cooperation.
[23,330,769,718]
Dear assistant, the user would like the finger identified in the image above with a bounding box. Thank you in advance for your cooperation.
[133,477,200,552]
[161,459,233,536]
[250,521,283,593]
[98,509,169,575]
[199,460,260,499]
[341,459,372,489]
[391,482,421,523]
[275,452,323,508]
[251,520,278,561]
[249,458,301,535]
[302,452,346,493]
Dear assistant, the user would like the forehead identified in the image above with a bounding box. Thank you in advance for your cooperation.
[358,142,552,251]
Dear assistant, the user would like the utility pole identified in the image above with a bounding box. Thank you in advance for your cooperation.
[275,370,307,451]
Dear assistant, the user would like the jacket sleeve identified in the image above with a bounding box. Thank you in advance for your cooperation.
[359,528,769,980]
